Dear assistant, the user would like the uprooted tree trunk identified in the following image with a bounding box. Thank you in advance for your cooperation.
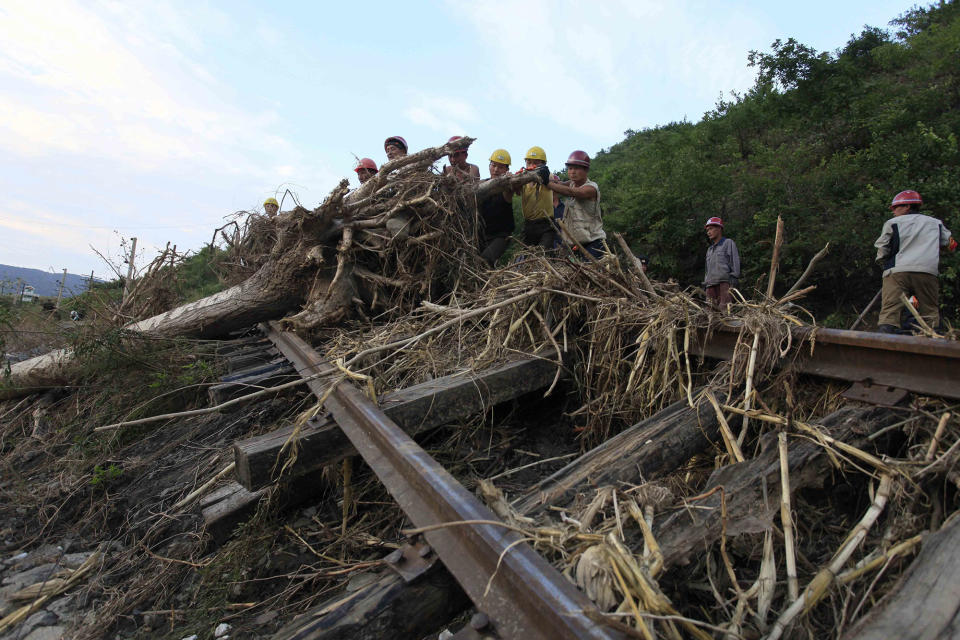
[1,139,542,399]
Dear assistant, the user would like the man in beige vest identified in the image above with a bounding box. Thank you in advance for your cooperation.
[545,150,606,258]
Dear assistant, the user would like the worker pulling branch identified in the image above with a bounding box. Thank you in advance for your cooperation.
[545,150,607,259]
[478,149,516,266]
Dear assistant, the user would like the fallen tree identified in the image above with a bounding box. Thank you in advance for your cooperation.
[1,138,542,399]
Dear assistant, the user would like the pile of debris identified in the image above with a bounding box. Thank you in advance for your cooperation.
[1,137,958,640]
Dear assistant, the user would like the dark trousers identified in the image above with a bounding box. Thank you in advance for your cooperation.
[706,282,732,309]
[523,219,555,250]
[480,234,511,267]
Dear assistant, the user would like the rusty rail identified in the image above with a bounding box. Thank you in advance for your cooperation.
[693,324,960,400]
[261,322,624,640]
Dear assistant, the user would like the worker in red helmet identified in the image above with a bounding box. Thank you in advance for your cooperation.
[703,217,741,310]
[354,157,378,185]
[874,190,955,333]
[545,150,607,258]
[442,136,480,182]
[384,136,408,161]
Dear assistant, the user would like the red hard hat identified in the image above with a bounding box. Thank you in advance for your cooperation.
[384,136,407,152]
[704,216,723,228]
[448,136,467,153]
[565,150,590,168]
[355,157,378,173]
[890,190,922,209]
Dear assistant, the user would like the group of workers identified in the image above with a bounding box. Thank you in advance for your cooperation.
[343,137,610,268]
[261,136,957,333]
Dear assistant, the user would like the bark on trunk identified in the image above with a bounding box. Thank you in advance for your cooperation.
[512,395,721,517]
[655,405,897,569]
[843,514,960,640]
[234,357,558,491]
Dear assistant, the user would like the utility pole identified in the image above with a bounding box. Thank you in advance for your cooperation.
[55,268,68,309]
[88,270,95,292]
[122,237,137,303]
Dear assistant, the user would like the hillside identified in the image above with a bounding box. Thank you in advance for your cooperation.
[0,264,97,298]
[592,0,960,326]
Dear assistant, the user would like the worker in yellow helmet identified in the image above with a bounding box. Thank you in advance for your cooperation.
[478,149,515,266]
[263,197,279,218]
[515,146,554,250]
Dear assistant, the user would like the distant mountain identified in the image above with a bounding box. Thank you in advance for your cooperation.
[0,264,104,297]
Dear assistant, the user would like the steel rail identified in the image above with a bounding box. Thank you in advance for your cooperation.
[693,324,960,400]
[261,322,624,640]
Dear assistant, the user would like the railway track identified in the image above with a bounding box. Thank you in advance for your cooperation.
[212,321,959,639]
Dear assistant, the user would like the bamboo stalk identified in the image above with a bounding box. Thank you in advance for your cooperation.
[925,412,951,462]
[778,432,799,601]
[173,462,236,510]
[706,391,745,462]
[721,404,892,473]
[95,373,326,431]
[782,241,829,300]
[900,293,943,338]
[765,474,894,640]
[766,216,784,299]
[737,332,761,446]
[755,531,776,630]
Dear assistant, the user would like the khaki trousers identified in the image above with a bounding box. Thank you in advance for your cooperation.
[878,271,939,327]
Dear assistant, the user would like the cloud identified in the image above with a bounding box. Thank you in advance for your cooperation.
[0,0,300,176]
[446,0,763,136]
[404,95,480,135]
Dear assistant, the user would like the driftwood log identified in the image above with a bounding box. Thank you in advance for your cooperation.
[271,395,724,639]
[234,357,558,491]
[513,394,722,517]
[843,513,960,640]
[655,404,897,569]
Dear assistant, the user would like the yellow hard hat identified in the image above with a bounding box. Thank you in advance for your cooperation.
[489,149,511,166]
[264,197,279,207]
[524,146,546,162]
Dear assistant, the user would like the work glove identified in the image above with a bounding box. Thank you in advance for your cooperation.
[949,237,958,252]
[536,165,551,185]
[729,277,739,288]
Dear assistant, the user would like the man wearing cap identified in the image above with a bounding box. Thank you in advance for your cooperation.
[263,197,279,218]
[384,136,408,161]
[355,158,378,185]
[442,136,480,182]
[545,150,606,258]
[478,149,515,266]
[703,217,740,309]
[516,146,555,250]
[874,189,955,333]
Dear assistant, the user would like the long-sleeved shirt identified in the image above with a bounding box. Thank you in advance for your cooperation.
[704,236,741,286]
[874,212,952,277]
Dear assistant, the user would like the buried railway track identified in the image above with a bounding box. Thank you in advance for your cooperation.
[206,320,960,639]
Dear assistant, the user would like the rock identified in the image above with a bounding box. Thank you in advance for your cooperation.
[214,623,231,637]
[2,563,60,590]
[22,626,66,640]
[45,595,75,621]
[180,635,198,640]
[19,609,59,637]
[61,552,93,569]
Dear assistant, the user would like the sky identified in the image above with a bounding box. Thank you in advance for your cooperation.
[0,0,917,280]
